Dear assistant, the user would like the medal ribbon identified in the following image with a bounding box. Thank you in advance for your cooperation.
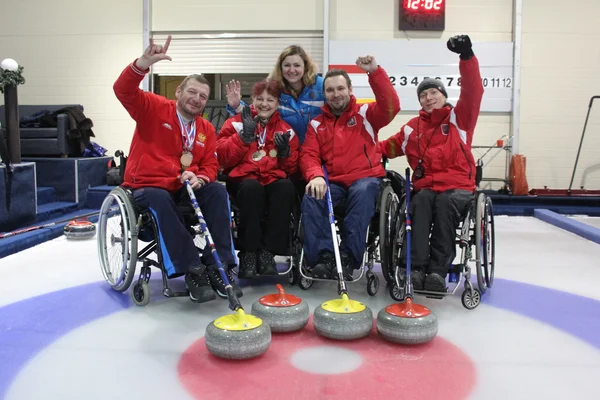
[177,112,197,152]
[257,126,267,149]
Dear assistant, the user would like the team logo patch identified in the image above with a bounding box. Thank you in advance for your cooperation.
[441,124,449,135]
[198,133,206,142]
[347,117,357,127]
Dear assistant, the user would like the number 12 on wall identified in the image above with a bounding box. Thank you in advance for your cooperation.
[388,76,513,88]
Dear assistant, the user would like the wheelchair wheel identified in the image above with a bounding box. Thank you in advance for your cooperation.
[461,287,481,310]
[475,193,495,293]
[378,185,399,284]
[386,197,406,284]
[367,271,379,296]
[389,282,405,302]
[298,275,313,290]
[130,280,150,307]
[287,267,299,285]
[97,187,139,293]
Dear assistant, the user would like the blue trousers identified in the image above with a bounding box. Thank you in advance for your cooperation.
[301,177,381,269]
[133,182,237,278]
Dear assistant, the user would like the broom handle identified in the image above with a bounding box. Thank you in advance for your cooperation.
[184,180,241,312]
[404,168,413,299]
[322,167,348,295]
[0,210,100,239]
[568,95,600,192]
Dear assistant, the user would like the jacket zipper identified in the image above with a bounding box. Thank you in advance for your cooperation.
[364,145,373,169]
[459,143,473,180]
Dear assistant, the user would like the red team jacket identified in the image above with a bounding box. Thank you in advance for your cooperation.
[113,61,219,192]
[300,66,400,187]
[379,57,484,193]
[216,110,299,186]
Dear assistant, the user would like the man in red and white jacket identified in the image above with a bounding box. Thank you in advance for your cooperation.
[300,55,400,280]
[114,36,240,303]
[379,35,484,292]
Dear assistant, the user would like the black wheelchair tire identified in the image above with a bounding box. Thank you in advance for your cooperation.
[379,185,399,285]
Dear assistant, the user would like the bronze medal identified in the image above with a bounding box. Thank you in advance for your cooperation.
[269,149,277,158]
[180,151,193,168]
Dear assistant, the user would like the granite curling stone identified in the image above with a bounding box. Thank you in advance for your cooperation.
[376,298,438,345]
[64,220,96,240]
[205,309,271,360]
[313,294,373,340]
[251,284,309,332]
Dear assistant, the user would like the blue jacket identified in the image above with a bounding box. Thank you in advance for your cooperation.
[226,75,325,144]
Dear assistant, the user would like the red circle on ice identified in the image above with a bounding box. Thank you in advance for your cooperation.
[178,320,476,399]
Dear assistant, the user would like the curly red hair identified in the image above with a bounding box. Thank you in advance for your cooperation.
[252,79,283,99]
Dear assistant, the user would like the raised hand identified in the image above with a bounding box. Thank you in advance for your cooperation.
[356,55,378,73]
[239,106,257,144]
[447,35,474,60]
[274,131,291,158]
[226,80,242,110]
[136,35,172,70]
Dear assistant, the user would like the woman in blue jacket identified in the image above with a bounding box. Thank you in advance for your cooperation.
[225,45,325,145]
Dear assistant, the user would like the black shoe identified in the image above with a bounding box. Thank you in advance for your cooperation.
[311,252,335,279]
[410,268,425,290]
[237,252,257,279]
[207,264,243,298]
[424,273,447,292]
[185,272,216,303]
[257,249,278,275]
[340,252,355,281]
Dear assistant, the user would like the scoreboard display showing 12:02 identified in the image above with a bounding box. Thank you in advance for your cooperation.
[399,0,445,31]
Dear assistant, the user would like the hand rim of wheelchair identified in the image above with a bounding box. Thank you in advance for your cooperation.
[97,187,139,293]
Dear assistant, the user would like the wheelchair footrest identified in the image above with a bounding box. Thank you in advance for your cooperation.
[163,289,189,298]
[415,289,447,300]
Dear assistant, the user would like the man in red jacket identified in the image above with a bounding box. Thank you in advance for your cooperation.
[379,35,484,292]
[114,36,240,303]
[300,55,400,280]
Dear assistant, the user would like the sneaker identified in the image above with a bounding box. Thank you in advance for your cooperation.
[311,252,335,279]
[207,264,243,298]
[424,273,447,293]
[410,268,425,290]
[257,249,278,275]
[185,272,216,303]
[237,252,257,279]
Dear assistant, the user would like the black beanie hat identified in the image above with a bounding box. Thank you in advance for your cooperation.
[417,78,448,98]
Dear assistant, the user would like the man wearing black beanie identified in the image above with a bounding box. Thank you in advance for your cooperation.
[379,35,484,293]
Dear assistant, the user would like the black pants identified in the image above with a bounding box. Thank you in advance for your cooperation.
[133,183,236,278]
[405,188,473,277]
[227,178,296,255]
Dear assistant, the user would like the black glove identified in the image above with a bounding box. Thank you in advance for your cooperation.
[239,106,257,144]
[274,131,291,158]
[447,35,474,60]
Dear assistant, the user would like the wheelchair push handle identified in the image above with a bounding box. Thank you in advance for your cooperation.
[322,167,349,296]
[184,180,243,312]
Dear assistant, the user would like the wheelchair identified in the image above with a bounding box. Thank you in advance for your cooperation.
[295,171,403,296]
[97,186,216,306]
[228,199,300,284]
[384,186,496,310]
